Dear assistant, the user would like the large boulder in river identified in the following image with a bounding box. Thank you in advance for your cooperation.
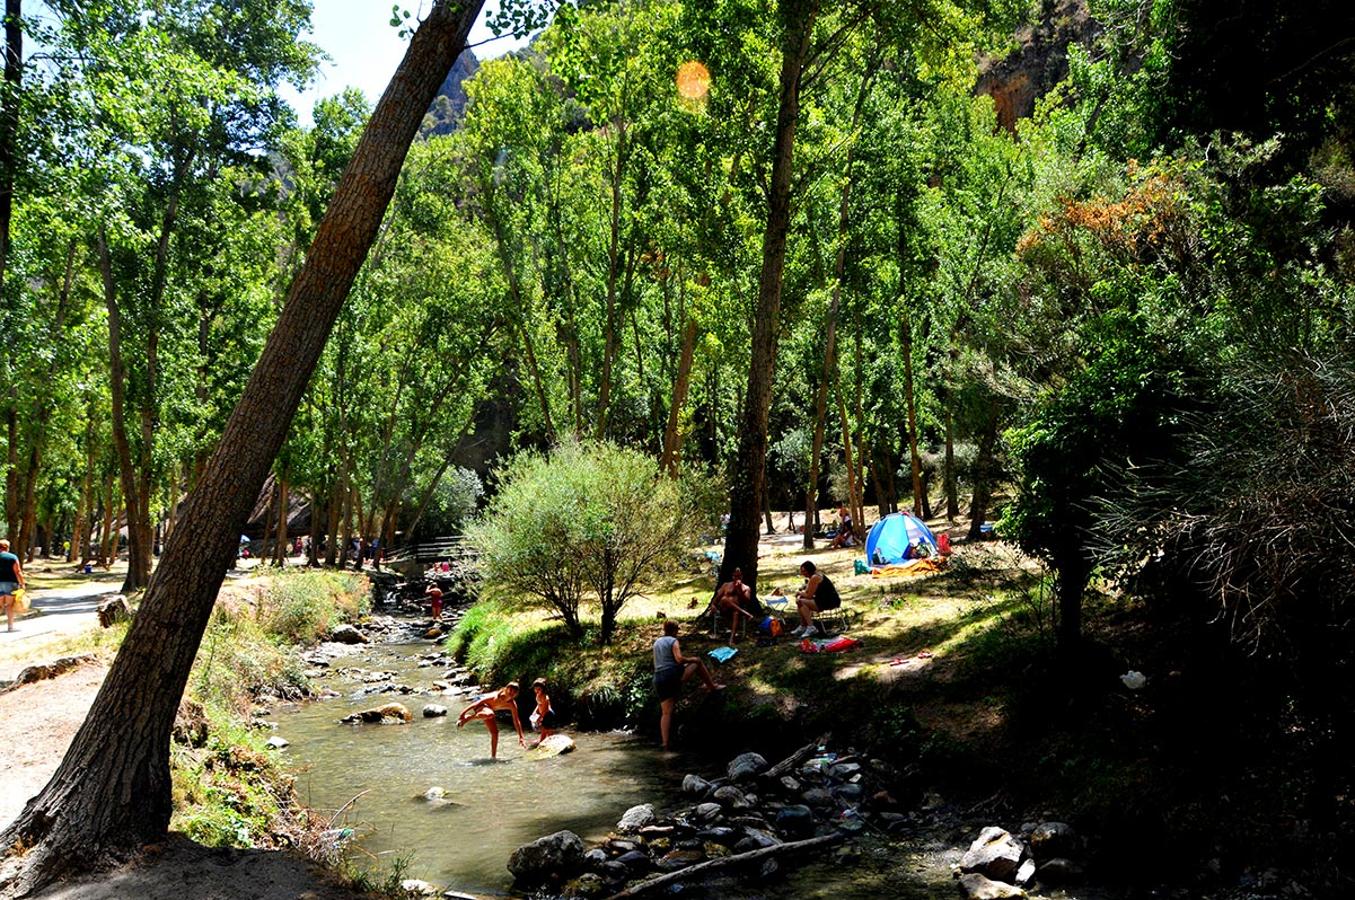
[328,623,368,644]
[507,830,585,885]
[534,733,576,756]
[960,826,1024,883]
[1028,821,1078,859]
[727,752,768,782]
[616,803,656,834]
[422,704,448,718]
[958,873,1026,899]
[341,702,412,724]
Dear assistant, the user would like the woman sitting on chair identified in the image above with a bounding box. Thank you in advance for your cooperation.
[794,560,841,637]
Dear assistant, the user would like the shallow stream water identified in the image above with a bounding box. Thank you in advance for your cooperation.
[273,641,684,895]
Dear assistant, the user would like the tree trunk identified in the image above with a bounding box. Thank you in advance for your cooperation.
[98,232,150,593]
[595,124,629,439]
[0,5,484,890]
[901,317,923,515]
[967,406,999,540]
[659,314,697,476]
[836,383,862,538]
[307,492,322,567]
[720,0,818,594]
[0,0,21,311]
[273,476,289,566]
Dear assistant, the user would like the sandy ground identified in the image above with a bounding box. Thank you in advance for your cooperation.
[32,837,363,899]
[0,659,105,828]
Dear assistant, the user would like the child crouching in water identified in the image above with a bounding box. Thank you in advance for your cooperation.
[456,682,525,759]
[530,677,559,747]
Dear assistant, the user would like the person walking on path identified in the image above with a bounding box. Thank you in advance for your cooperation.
[0,539,26,633]
[652,620,723,750]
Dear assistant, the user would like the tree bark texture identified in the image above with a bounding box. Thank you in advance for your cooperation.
[0,3,484,892]
[719,0,818,593]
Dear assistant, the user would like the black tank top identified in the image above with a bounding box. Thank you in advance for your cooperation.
[814,575,841,610]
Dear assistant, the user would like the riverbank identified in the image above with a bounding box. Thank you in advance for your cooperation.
[0,567,383,899]
[445,517,1329,898]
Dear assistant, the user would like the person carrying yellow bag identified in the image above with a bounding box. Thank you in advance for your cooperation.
[0,538,27,632]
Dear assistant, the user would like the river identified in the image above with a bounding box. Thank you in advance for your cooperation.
[273,640,684,895]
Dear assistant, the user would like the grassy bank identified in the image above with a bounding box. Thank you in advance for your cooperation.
[169,569,369,850]
[447,534,1048,765]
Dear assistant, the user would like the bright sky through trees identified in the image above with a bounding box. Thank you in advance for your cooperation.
[278,0,533,124]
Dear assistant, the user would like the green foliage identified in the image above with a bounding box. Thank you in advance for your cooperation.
[255,570,368,646]
[469,442,698,643]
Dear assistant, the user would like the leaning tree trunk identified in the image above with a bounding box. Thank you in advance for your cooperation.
[719,0,818,594]
[0,4,484,892]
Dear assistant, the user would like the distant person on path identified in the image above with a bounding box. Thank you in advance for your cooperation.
[0,539,25,633]
[529,678,559,747]
[426,583,444,619]
[830,504,854,549]
[653,620,723,750]
[714,567,757,643]
[457,682,526,759]
[794,560,841,637]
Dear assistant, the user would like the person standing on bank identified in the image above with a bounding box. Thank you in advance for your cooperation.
[653,619,724,750]
[794,560,841,637]
[0,539,26,632]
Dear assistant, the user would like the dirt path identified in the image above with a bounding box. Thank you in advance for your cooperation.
[33,836,362,899]
[0,659,106,828]
[0,580,121,681]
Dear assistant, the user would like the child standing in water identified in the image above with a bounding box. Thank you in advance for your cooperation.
[529,678,559,747]
[456,683,525,759]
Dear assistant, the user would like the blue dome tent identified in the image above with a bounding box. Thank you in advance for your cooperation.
[864,513,939,566]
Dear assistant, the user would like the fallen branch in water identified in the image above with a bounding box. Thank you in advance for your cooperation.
[604,832,844,899]
[761,734,829,781]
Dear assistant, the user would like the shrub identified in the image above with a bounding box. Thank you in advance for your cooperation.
[256,570,368,645]
[468,441,697,644]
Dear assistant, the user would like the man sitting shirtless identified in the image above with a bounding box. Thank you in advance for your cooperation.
[714,567,758,643]
[456,682,526,759]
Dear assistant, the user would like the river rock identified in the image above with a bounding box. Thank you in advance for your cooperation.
[834,783,863,802]
[535,733,576,755]
[712,785,747,807]
[596,860,630,882]
[779,775,802,793]
[734,828,781,853]
[399,880,438,897]
[1028,821,1078,859]
[617,803,656,834]
[657,850,703,871]
[507,830,585,885]
[754,858,780,882]
[727,752,768,782]
[264,736,289,750]
[422,787,447,801]
[563,873,605,897]
[1037,858,1084,884]
[694,802,722,821]
[583,848,608,867]
[828,761,861,779]
[422,704,449,718]
[615,850,650,871]
[1014,858,1037,886]
[682,774,713,797]
[329,624,368,644]
[960,826,1024,882]
[958,873,1026,899]
[802,787,834,809]
[342,702,413,724]
[697,826,737,845]
[606,839,638,854]
[773,805,814,839]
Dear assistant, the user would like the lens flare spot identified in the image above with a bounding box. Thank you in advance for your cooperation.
[676,60,711,101]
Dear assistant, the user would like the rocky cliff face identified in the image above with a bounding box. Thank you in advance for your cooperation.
[422,50,481,137]
[976,0,1100,130]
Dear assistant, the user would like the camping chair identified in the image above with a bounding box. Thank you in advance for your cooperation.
[815,604,850,636]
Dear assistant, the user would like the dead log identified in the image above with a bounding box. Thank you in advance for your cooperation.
[761,734,829,780]
[604,832,843,899]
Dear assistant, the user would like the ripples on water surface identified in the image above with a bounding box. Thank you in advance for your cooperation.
[275,643,682,895]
